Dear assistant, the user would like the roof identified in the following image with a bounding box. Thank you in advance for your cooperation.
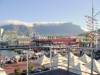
[51,38,79,45]
[32,37,80,45]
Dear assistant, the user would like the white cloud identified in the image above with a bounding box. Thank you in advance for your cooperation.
[0,20,68,27]
[81,26,90,32]
[0,20,33,27]
[33,21,67,26]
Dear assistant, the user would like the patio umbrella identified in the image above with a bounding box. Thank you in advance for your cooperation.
[98,60,100,63]
[65,52,84,67]
[70,63,98,75]
[79,54,91,63]
[15,55,20,63]
[85,59,100,73]
[0,67,7,75]
[36,55,50,66]
[52,54,66,68]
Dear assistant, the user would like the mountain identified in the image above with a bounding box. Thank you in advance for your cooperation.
[0,24,29,32]
[0,21,84,36]
[34,22,84,36]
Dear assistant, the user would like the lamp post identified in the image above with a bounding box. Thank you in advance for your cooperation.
[91,0,94,74]
[27,50,29,75]
[85,0,100,74]
[26,24,33,75]
[50,47,52,70]
[67,47,70,72]
[90,0,100,74]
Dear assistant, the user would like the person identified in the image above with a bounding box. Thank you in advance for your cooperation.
[0,59,3,67]
[80,49,84,56]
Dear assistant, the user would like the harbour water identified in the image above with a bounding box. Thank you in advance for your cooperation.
[0,50,18,57]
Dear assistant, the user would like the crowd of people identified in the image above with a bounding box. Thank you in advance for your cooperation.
[0,50,42,68]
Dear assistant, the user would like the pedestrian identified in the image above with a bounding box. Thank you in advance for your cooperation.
[0,59,3,67]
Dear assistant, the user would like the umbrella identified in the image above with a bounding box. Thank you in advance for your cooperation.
[79,54,91,63]
[0,67,7,75]
[36,55,50,65]
[85,59,100,73]
[70,63,98,75]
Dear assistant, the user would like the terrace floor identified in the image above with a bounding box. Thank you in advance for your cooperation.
[32,69,79,75]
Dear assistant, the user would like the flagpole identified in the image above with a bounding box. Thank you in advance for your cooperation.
[91,0,94,75]
[27,50,29,75]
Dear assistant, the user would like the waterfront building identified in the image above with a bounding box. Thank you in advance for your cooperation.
[3,31,17,45]
[16,36,31,45]
[77,34,90,47]
[0,28,4,40]
[31,36,80,52]
[96,32,100,50]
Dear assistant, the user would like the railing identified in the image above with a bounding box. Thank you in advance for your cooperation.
[29,65,99,75]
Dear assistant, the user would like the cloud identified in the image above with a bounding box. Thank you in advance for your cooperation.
[32,21,68,26]
[0,20,68,27]
[81,26,90,32]
[0,20,33,27]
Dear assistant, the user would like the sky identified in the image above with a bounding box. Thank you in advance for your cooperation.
[0,0,100,29]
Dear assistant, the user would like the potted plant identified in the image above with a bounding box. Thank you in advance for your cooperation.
[28,63,35,73]
[15,67,22,75]
[41,65,45,71]
[41,65,49,71]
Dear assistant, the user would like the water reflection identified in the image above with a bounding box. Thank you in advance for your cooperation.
[0,50,18,57]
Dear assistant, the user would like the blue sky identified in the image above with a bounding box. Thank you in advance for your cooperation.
[0,0,100,27]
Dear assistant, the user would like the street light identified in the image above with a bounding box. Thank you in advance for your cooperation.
[27,50,29,75]
[27,45,32,75]
[26,24,33,75]
[50,47,52,70]
[85,0,100,74]
[90,0,100,75]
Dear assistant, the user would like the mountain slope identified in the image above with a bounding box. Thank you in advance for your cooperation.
[34,22,84,35]
[0,22,84,36]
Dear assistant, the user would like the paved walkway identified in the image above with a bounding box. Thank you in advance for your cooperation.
[3,62,27,75]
